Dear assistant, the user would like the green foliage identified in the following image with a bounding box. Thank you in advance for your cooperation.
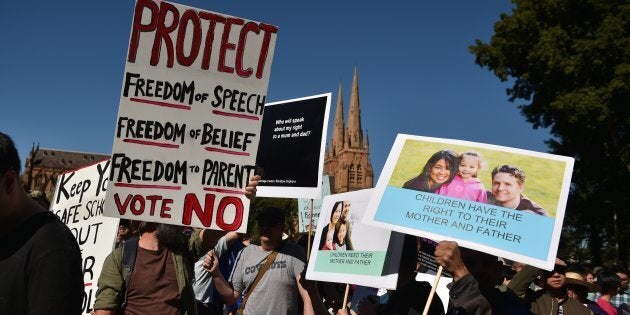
[470,0,630,266]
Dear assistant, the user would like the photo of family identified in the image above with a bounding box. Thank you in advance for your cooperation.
[307,189,403,289]
[364,134,574,269]
[396,148,553,217]
[319,200,354,251]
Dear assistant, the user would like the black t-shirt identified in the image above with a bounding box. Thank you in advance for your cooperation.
[0,211,84,314]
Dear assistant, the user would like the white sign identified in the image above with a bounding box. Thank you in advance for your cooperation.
[104,0,278,232]
[363,134,574,270]
[51,160,119,314]
[306,189,402,289]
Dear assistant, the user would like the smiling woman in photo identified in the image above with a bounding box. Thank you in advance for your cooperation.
[403,150,458,193]
[320,201,343,250]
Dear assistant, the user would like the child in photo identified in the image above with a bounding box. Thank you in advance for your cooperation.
[320,201,343,250]
[436,151,487,203]
[333,221,348,251]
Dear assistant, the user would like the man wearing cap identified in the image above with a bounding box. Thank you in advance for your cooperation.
[565,270,606,315]
[508,258,592,314]
[204,207,322,314]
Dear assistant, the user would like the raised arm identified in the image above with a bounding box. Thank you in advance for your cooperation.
[203,251,241,305]
[507,263,540,299]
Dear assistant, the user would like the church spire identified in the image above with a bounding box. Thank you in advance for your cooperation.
[346,67,363,148]
[331,82,345,156]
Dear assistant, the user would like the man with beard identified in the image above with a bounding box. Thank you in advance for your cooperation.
[93,176,260,315]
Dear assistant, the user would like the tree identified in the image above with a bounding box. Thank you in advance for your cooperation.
[470,0,630,266]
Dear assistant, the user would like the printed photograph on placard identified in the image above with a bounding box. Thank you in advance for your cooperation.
[363,134,574,270]
[306,189,402,289]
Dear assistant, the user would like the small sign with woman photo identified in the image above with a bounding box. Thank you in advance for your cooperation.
[363,134,574,270]
[306,189,404,289]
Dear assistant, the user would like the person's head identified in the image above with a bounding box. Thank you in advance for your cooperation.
[541,258,568,292]
[597,270,622,296]
[257,207,285,245]
[117,219,132,243]
[421,150,458,188]
[613,267,629,292]
[511,261,525,273]
[564,271,600,302]
[0,132,21,177]
[585,272,595,283]
[342,200,351,220]
[334,220,347,245]
[330,201,343,224]
[491,165,526,207]
[457,151,485,180]
[155,223,188,252]
[0,132,23,210]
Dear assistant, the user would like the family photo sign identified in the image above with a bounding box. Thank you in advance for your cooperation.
[363,134,574,270]
[50,160,119,313]
[256,93,331,199]
[104,0,278,232]
[306,189,403,289]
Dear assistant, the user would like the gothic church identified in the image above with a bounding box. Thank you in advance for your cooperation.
[324,68,374,193]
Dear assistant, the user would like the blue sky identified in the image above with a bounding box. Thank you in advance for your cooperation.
[0,1,551,180]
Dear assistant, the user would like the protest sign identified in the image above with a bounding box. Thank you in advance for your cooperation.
[306,189,403,289]
[104,0,278,232]
[255,93,331,199]
[50,160,119,314]
[297,175,331,233]
[363,134,574,270]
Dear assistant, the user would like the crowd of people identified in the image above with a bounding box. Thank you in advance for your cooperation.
[2,130,629,315]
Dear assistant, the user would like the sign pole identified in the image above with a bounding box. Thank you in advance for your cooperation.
[422,265,443,315]
[307,199,314,260]
[342,283,350,310]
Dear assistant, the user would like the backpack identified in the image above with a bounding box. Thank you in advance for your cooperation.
[120,236,139,309]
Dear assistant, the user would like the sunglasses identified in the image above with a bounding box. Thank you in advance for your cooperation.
[543,265,567,275]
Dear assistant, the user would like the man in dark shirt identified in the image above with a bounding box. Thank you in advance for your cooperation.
[0,132,84,314]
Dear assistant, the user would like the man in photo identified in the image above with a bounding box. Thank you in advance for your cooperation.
[487,165,548,216]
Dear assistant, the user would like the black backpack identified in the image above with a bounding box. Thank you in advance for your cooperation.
[120,236,139,309]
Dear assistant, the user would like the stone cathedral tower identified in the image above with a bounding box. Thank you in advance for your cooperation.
[324,68,374,193]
